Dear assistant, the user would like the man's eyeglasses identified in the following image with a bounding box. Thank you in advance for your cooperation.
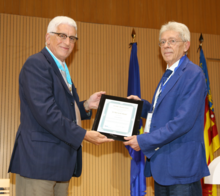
[51,32,78,43]
[159,39,185,47]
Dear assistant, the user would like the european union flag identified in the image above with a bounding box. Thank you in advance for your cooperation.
[126,43,146,196]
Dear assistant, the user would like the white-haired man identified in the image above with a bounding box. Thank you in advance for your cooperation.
[8,16,113,196]
[124,21,209,195]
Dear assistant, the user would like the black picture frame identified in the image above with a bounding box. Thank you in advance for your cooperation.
[92,94,143,141]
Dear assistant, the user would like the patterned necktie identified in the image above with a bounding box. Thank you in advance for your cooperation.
[74,101,82,126]
[157,69,173,98]
[60,68,72,92]
[161,69,173,86]
[60,65,81,126]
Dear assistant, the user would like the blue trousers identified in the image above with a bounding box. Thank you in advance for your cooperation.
[154,180,202,196]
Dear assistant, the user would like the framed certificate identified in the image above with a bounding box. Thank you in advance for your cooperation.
[92,94,143,141]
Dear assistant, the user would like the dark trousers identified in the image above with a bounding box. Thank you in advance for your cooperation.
[154,180,202,196]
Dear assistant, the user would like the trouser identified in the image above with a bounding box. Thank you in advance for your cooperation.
[16,174,69,196]
[154,180,202,196]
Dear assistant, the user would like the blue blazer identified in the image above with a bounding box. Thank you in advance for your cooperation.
[137,57,210,185]
[8,48,91,181]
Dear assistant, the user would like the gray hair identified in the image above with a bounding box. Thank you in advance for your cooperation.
[47,16,77,37]
[159,21,190,42]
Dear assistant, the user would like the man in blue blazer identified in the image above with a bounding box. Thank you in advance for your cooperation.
[124,22,210,195]
[8,16,113,196]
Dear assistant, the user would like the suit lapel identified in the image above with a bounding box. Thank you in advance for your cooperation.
[41,48,73,96]
[153,57,189,111]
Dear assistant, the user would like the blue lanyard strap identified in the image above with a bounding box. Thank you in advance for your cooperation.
[46,47,72,85]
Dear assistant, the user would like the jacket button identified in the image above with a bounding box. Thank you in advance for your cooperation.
[71,102,74,106]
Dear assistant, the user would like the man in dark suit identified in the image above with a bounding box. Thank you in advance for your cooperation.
[8,16,113,196]
[124,21,210,196]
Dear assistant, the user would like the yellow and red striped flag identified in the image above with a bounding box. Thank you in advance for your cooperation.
[200,48,220,196]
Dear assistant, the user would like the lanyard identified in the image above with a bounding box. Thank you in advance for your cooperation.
[152,55,186,112]
[46,47,72,85]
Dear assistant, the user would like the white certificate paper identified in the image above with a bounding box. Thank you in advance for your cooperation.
[97,99,138,137]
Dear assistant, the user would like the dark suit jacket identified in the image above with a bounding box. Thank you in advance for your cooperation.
[8,48,91,181]
[137,57,210,185]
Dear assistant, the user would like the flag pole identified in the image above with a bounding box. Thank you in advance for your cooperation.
[131,28,136,43]
[199,33,220,196]
[197,33,204,52]
[127,28,146,196]
[129,28,136,47]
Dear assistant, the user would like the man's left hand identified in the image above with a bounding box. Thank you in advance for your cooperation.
[84,91,106,110]
[123,136,141,151]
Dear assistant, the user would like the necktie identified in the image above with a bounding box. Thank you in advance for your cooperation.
[161,69,173,86]
[60,68,72,92]
[60,66,81,127]
[157,69,173,98]
[74,101,82,126]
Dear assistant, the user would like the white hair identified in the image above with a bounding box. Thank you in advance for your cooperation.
[159,21,190,42]
[47,16,77,37]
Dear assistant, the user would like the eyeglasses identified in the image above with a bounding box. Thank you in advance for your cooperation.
[51,32,78,43]
[159,39,185,47]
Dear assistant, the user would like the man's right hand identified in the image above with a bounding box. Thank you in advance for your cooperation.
[84,131,114,145]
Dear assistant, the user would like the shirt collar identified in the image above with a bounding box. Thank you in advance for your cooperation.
[166,59,180,72]
[46,46,65,69]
